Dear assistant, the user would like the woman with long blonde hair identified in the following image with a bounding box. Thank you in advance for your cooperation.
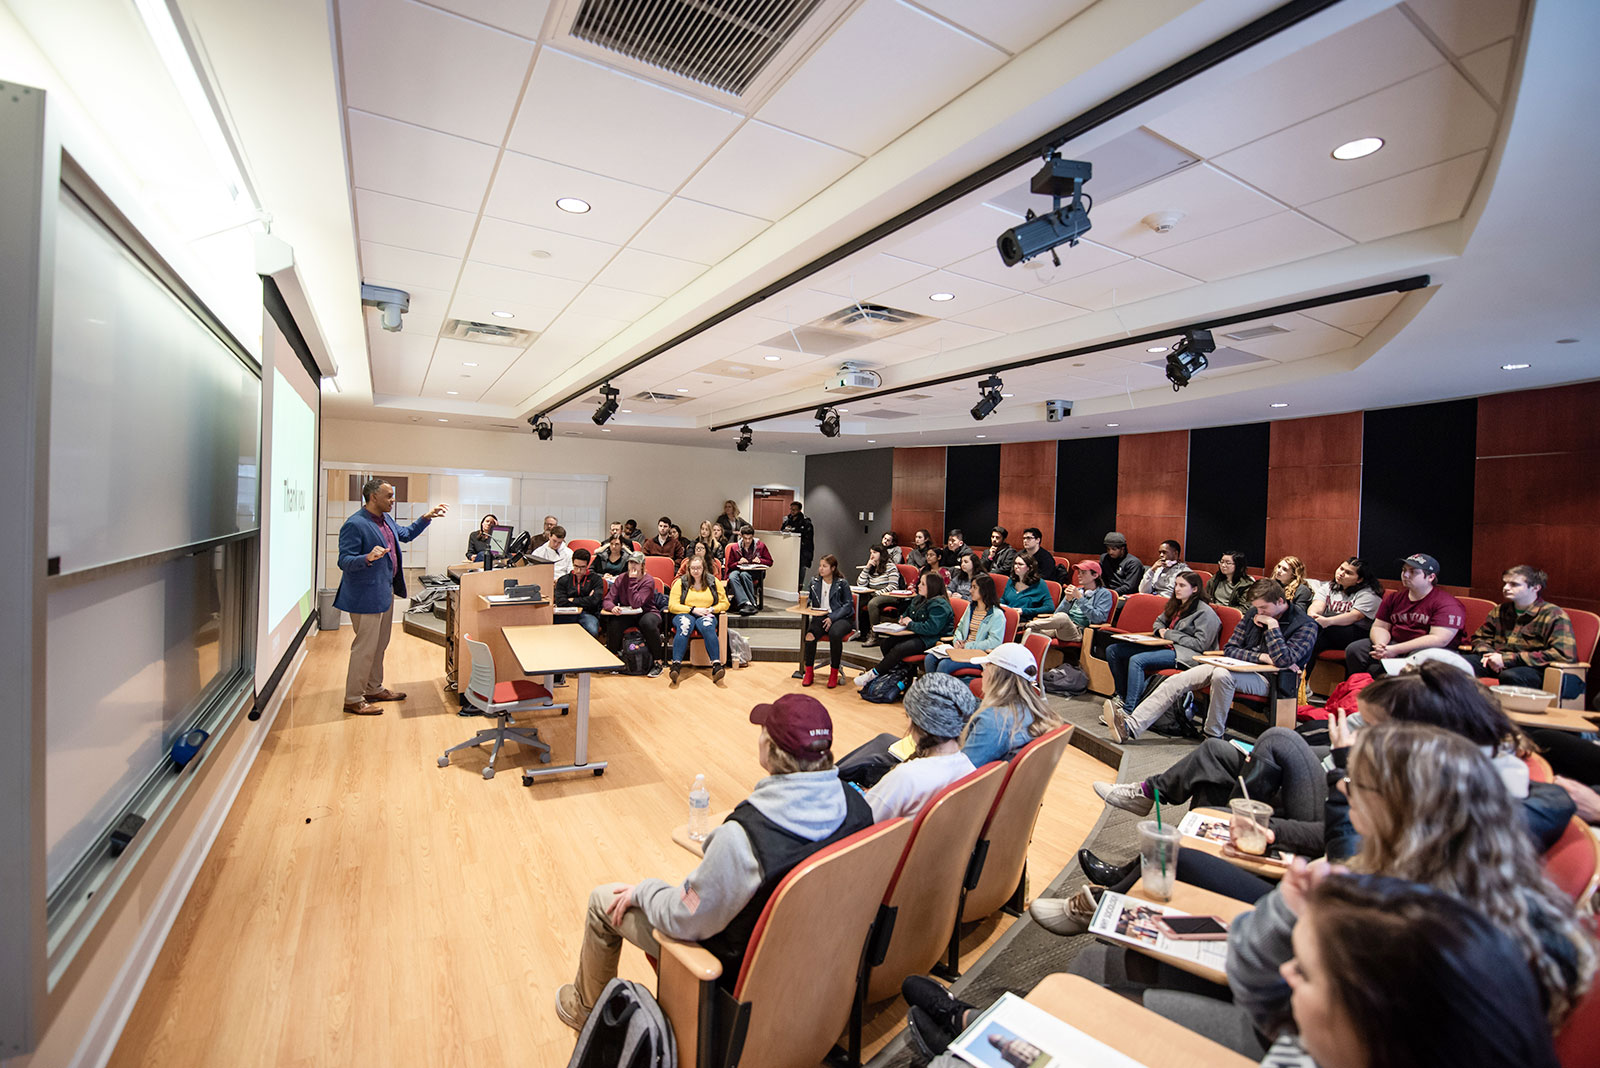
[1271,554,1314,608]
[959,643,1062,765]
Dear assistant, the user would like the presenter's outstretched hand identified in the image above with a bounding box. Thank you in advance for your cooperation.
[425,503,449,519]
[366,545,388,563]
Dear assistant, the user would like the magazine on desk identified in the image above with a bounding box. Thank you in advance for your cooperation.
[1087,891,1231,974]
[947,992,1147,1068]
[1178,812,1293,863]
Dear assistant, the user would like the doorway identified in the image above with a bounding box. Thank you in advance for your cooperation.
[751,487,794,530]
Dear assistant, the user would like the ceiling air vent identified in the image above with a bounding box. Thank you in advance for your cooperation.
[632,390,692,404]
[441,318,539,347]
[569,0,827,97]
[759,302,930,355]
[1222,324,1290,342]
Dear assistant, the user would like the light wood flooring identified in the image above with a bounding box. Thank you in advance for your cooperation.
[108,623,1112,1068]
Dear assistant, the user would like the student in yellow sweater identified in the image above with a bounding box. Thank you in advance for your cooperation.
[668,555,730,684]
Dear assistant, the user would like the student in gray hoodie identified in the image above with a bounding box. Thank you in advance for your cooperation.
[556,693,873,1029]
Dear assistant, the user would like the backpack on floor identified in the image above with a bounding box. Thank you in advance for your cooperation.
[728,629,752,667]
[1147,690,1202,739]
[1042,663,1087,696]
[619,638,652,676]
[566,978,675,1068]
[861,662,916,703]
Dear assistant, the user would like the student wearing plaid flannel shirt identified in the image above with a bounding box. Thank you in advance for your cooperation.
[1466,564,1579,697]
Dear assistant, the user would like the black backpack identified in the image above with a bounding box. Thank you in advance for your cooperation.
[619,638,652,676]
[861,661,917,703]
[566,978,675,1068]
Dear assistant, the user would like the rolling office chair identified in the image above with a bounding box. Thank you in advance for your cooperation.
[440,634,569,779]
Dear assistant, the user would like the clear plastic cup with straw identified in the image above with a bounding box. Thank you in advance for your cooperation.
[1139,783,1180,901]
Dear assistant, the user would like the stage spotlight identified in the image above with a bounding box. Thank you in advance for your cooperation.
[591,384,620,425]
[970,374,1004,421]
[736,425,753,452]
[816,406,841,438]
[1164,329,1216,391]
[529,415,553,440]
[997,155,1093,268]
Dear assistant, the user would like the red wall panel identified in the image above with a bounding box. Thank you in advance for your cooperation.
[891,447,946,545]
[999,441,1057,549]
[1266,413,1362,577]
[1115,430,1189,563]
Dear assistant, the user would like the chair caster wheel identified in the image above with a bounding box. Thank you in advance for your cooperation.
[483,767,495,780]
[593,768,604,777]
[437,756,449,768]
[540,751,552,763]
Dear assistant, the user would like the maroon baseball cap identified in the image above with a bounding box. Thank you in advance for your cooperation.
[749,694,834,758]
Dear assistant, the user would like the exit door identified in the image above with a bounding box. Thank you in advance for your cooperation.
[751,488,794,530]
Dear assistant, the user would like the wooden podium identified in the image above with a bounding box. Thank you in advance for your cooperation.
[448,562,554,688]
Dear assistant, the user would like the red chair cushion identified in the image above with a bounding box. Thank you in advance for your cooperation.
[492,679,553,704]
[1316,649,1343,662]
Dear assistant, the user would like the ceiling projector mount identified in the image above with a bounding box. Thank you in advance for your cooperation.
[996,154,1093,268]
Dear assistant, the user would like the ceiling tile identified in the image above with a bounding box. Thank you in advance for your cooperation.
[484,151,671,243]
[1142,210,1352,282]
[505,48,742,191]
[565,284,663,320]
[445,292,561,333]
[677,121,863,221]
[480,353,558,406]
[346,109,500,210]
[1404,0,1519,57]
[951,292,1090,333]
[525,309,631,357]
[360,240,462,292]
[1460,39,1514,106]
[591,247,705,297]
[426,0,552,38]
[749,288,858,327]
[1301,151,1485,243]
[354,188,477,258]
[913,0,1095,53]
[1300,292,1403,331]
[338,0,534,145]
[1212,65,1497,206]
[456,260,585,307]
[1214,312,1361,361]
[870,268,1015,314]
[1086,164,1286,257]
[1146,8,1442,159]
[811,253,934,299]
[367,330,436,395]
[755,0,1007,156]
[468,215,619,281]
[888,318,1003,353]
[1035,258,1199,311]
[628,197,770,265]
[885,201,1023,268]
[427,336,524,400]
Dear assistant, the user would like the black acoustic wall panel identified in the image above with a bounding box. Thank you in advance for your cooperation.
[805,448,894,575]
[1187,423,1269,570]
[1359,399,1476,582]
[1055,437,1119,551]
[944,444,1002,543]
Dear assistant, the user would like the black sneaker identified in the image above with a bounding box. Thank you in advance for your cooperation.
[902,976,974,1036]
[669,664,680,684]
[712,663,726,683]
[647,663,663,678]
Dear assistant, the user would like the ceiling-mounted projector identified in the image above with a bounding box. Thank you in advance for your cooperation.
[823,364,882,393]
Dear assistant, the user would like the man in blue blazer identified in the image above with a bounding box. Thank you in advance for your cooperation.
[336,478,447,714]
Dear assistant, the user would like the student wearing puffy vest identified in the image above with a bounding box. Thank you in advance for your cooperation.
[556,694,872,1030]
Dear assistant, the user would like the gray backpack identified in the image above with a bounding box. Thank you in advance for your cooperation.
[566,978,675,1068]
[728,629,752,667]
[1042,663,1088,696]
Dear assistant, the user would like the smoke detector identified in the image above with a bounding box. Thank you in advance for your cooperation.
[1142,211,1186,234]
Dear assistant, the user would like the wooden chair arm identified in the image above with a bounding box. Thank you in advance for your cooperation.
[1548,662,1590,670]
[655,932,723,982]
[655,932,722,1068]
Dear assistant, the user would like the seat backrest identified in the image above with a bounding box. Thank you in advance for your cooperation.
[1114,593,1167,635]
[730,818,913,1067]
[867,762,1007,1001]
[895,563,921,590]
[948,595,969,629]
[991,574,1008,600]
[998,604,1020,644]
[1044,580,1062,606]
[1104,589,1121,624]
[1565,608,1599,664]
[642,555,677,585]
[461,633,497,711]
[961,725,1075,921]
[569,538,601,554]
[1544,817,1600,910]
[1190,568,1215,586]
[1021,631,1051,684]
[1458,596,1498,640]
[1557,975,1600,1068]
[1213,604,1244,647]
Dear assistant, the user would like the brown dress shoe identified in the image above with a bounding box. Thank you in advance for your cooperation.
[365,688,407,702]
[343,701,383,715]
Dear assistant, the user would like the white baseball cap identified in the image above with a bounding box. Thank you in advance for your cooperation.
[971,642,1038,681]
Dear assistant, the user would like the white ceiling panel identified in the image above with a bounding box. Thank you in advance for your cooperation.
[944,247,1077,292]
[1087,163,1285,257]
[1035,258,1198,310]
[591,247,706,297]
[871,268,1015,314]
[886,201,1023,268]
[951,292,1090,333]
[1460,39,1514,106]
[338,0,533,145]
[1213,65,1497,206]
[505,48,742,191]
[812,253,934,299]
[1146,8,1442,159]
[468,215,620,281]
[1142,210,1352,282]
[1215,312,1361,361]
[1301,151,1485,242]
[360,240,463,292]
[914,0,1096,54]
[755,0,1007,156]
[484,151,671,243]
[456,260,586,307]
[1405,0,1520,57]
[479,354,557,406]
[1300,292,1403,331]
[628,197,770,265]
[426,336,524,399]
[749,287,859,327]
[565,283,663,320]
[886,318,1003,353]
[524,309,631,357]
[346,109,500,210]
[366,330,437,395]
[354,188,477,258]
[427,0,552,39]
[677,121,863,222]
[445,291,562,333]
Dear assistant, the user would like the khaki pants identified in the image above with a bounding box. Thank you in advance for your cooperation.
[575,882,662,1010]
[344,603,394,705]
[1029,613,1083,642]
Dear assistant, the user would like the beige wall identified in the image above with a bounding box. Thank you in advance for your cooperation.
[321,419,806,535]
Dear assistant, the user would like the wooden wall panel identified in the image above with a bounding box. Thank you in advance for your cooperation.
[999,441,1057,549]
[891,447,946,545]
[1266,412,1362,578]
[1115,430,1188,564]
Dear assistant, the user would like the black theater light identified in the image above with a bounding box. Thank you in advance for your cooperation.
[591,384,620,425]
[970,375,1004,421]
[816,406,841,438]
[736,425,753,452]
[1164,329,1216,391]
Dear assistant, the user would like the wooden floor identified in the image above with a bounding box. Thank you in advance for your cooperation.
[108,622,1112,1068]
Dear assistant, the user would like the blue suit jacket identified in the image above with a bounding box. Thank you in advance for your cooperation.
[333,508,432,614]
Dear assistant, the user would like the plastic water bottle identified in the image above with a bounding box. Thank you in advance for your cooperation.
[688,774,711,841]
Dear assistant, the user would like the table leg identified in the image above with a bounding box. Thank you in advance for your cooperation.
[574,671,590,764]
[792,613,807,679]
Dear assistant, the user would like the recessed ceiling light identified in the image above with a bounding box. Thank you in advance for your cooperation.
[601,427,611,432]
[675,387,689,393]
[491,310,514,319]
[1105,423,1120,427]
[867,439,876,443]
[1146,346,1168,353]
[1270,402,1289,408]
[929,292,955,302]
[838,408,849,412]
[446,390,459,395]
[438,418,449,422]
[1556,337,1579,344]
[764,355,781,362]
[1501,362,1531,370]
[464,361,478,367]
[1331,137,1383,160]
[530,249,552,259]
[1001,393,1014,398]
[619,409,632,414]
[976,434,986,439]
[556,197,591,214]
[791,449,798,453]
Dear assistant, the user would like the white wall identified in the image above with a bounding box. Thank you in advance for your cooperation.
[321,418,807,537]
